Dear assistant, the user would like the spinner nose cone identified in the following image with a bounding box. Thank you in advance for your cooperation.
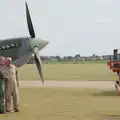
[42,40,49,48]
[32,38,49,51]
[38,39,49,50]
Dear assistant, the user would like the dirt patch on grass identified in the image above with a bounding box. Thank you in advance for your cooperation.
[20,80,115,90]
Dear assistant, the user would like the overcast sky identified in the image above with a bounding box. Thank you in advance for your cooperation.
[0,0,120,56]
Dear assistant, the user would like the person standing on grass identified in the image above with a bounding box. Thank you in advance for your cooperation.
[0,57,8,114]
[5,57,20,112]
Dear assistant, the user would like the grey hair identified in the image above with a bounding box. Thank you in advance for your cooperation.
[0,56,5,60]
[6,57,12,62]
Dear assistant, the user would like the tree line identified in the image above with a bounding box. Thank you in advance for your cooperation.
[28,54,112,63]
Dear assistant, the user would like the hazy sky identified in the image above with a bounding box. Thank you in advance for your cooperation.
[0,0,120,56]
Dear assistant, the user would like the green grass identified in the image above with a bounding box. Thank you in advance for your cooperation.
[42,60,107,64]
[0,88,120,120]
[19,64,118,81]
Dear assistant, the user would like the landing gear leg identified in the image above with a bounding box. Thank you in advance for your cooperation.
[115,72,120,94]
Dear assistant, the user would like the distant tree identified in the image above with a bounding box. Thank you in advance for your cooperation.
[92,54,96,57]
[40,56,45,61]
[55,56,61,61]
[67,56,73,60]
[92,54,96,60]
[63,56,67,60]
[75,54,81,60]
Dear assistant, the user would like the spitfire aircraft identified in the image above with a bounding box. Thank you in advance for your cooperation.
[0,2,49,83]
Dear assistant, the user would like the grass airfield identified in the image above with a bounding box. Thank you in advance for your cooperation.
[1,61,120,120]
[19,63,117,81]
[0,88,120,120]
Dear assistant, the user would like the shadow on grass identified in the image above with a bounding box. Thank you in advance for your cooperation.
[93,90,120,96]
[100,115,120,120]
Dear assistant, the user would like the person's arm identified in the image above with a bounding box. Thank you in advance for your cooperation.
[2,71,8,80]
[0,67,8,80]
[15,66,20,87]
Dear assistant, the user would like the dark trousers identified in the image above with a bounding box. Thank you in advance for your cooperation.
[0,79,5,113]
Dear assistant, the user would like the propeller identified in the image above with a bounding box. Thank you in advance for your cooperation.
[34,47,44,83]
[26,2,35,38]
[26,2,44,83]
